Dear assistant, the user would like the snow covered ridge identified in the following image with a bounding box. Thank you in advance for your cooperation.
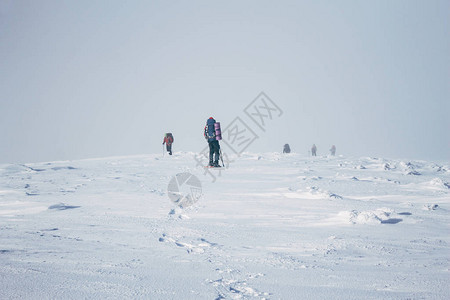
[0,153,449,299]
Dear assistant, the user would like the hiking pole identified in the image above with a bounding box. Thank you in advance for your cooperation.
[219,149,225,167]
[163,144,165,158]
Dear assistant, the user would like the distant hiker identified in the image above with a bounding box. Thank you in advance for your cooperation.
[311,144,317,156]
[204,117,221,167]
[283,144,291,153]
[330,145,336,156]
[162,133,174,155]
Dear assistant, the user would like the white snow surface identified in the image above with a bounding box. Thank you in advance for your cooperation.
[1,152,449,299]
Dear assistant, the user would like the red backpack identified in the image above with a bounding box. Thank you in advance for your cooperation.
[166,133,174,144]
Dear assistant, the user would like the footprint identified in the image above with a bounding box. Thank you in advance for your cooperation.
[209,269,270,299]
[159,234,210,254]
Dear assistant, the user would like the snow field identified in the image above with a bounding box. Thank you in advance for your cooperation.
[0,152,449,299]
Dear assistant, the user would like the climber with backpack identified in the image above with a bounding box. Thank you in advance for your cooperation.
[162,133,174,155]
[204,117,222,167]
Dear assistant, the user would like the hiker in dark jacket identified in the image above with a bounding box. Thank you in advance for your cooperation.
[162,133,174,155]
[330,145,336,156]
[311,144,317,156]
[204,117,221,167]
[283,144,291,153]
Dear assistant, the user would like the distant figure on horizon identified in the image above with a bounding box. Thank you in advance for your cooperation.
[330,145,336,156]
[162,133,174,155]
[283,144,291,154]
[311,144,317,156]
[204,117,221,167]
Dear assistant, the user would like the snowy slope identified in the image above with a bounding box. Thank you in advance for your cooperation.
[0,153,449,299]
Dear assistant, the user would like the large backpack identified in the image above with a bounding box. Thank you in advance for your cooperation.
[205,118,216,142]
[166,133,174,144]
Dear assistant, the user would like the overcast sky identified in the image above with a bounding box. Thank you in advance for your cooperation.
[0,0,449,164]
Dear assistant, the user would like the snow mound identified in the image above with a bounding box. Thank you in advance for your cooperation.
[431,164,447,172]
[427,178,450,189]
[308,186,343,199]
[399,161,421,175]
[338,208,400,225]
[423,204,439,211]
[383,163,395,170]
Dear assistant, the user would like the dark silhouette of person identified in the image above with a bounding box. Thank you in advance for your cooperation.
[204,117,221,167]
[283,144,291,153]
[330,145,336,156]
[162,133,174,155]
[311,144,317,156]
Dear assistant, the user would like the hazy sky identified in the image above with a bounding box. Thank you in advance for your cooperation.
[1,0,449,164]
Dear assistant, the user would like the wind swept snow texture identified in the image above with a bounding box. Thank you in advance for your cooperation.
[0,153,449,299]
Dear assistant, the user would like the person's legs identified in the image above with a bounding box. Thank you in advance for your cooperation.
[213,141,220,166]
[208,142,214,166]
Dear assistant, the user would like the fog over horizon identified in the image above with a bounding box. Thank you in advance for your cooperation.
[1,0,449,164]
